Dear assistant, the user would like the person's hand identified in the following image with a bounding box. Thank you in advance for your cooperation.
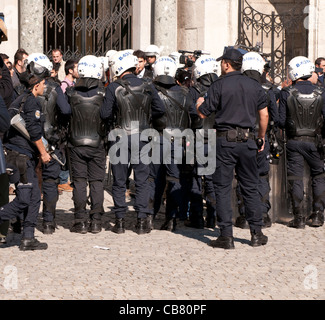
[41,152,51,164]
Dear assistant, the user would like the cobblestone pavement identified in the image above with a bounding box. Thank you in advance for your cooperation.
[0,188,324,301]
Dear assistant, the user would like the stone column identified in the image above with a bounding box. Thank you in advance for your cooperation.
[19,0,43,53]
[153,0,177,56]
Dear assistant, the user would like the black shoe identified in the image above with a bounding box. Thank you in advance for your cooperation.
[70,221,89,234]
[19,238,48,251]
[209,236,235,249]
[205,216,216,228]
[263,213,272,228]
[89,221,102,234]
[111,218,125,234]
[147,215,154,230]
[234,215,249,229]
[160,218,176,232]
[309,211,324,227]
[251,231,268,247]
[42,221,56,235]
[288,216,306,229]
[184,216,204,229]
[135,218,151,235]
[0,236,6,244]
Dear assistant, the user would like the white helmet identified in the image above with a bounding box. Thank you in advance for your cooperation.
[105,49,117,60]
[153,56,178,79]
[145,44,160,58]
[99,56,109,72]
[78,55,103,79]
[169,51,185,69]
[109,50,138,77]
[288,56,315,81]
[193,55,218,79]
[241,52,265,75]
[26,53,53,72]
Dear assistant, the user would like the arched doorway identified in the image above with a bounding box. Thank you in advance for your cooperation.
[43,0,132,59]
[237,0,308,85]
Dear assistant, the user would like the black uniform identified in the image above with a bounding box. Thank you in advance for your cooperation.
[101,73,165,234]
[67,78,107,234]
[198,70,268,247]
[37,78,70,233]
[1,91,48,250]
[150,79,200,231]
[279,80,325,228]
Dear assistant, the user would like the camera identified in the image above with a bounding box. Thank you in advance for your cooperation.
[178,50,210,68]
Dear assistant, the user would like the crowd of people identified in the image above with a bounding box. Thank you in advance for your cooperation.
[1,16,325,251]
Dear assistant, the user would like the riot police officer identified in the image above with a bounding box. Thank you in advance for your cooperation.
[186,55,218,229]
[67,55,107,234]
[150,56,201,231]
[100,50,165,234]
[279,56,325,228]
[0,62,51,250]
[235,52,279,229]
[196,48,269,249]
[27,53,70,234]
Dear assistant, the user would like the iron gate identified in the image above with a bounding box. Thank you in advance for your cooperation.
[237,0,308,85]
[43,0,132,60]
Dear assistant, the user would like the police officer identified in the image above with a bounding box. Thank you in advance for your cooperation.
[279,56,325,228]
[185,55,218,229]
[0,62,51,250]
[26,53,70,234]
[235,52,279,229]
[66,55,107,234]
[144,45,160,80]
[150,56,201,231]
[100,50,165,234]
[196,48,269,249]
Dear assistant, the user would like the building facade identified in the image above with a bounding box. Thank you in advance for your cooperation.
[1,0,324,82]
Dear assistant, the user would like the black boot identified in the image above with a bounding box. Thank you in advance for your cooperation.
[160,218,176,231]
[19,238,48,251]
[89,220,102,233]
[147,214,154,231]
[234,214,249,229]
[111,218,125,234]
[288,208,306,229]
[209,236,235,249]
[184,214,204,229]
[135,218,151,235]
[70,220,89,234]
[262,212,272,228]
[250,230,268,247]
[309,210,324,227]
[42,221,56,235]
[205,215,216,228]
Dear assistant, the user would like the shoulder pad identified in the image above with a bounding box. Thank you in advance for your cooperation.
[314,86,325,96]
[97,87,106,97]
[65,86,76,98]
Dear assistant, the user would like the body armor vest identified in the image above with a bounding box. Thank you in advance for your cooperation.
[285,86,324,138]
[156,85,191,131]
[68,87,106,147]
[114,79,153,134]
[37,81,59,142]
[193,82,215,139]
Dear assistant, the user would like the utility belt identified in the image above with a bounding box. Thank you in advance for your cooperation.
[4,148,30,184]
[216,128,255,142]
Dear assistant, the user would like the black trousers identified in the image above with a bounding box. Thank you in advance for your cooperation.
[69,144,106,221]
[213,137,263,237]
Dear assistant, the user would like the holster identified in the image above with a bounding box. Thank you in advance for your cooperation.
[4,149,30,184]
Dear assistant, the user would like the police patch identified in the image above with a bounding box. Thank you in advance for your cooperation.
[35,110,41,119]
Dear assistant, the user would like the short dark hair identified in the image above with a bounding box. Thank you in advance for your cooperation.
[52,48,63,56]
[315,57,325,66]
[65,59,78,75]
[224,57,243,71]
[0,53,9,60]
[14,48,28,65]
[133,49,146,60]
